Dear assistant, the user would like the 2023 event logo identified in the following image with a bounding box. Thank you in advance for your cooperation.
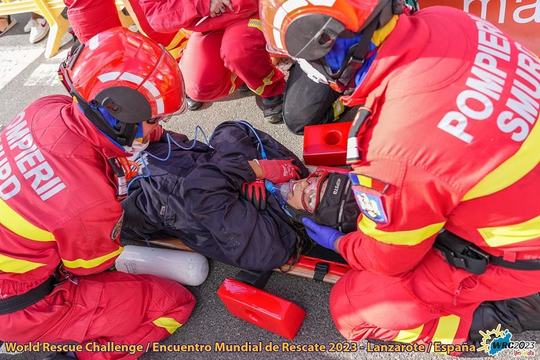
[478,324,536,357]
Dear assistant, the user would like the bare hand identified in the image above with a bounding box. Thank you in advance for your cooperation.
[210,0,233,17]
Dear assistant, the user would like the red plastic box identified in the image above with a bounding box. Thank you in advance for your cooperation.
[303,122,352,166]
[217,278,305,339]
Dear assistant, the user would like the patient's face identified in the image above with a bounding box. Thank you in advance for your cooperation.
[283,175,329,213]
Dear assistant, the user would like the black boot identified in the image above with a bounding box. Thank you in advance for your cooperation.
[469,293,540,343]
[237,83,250,93]
[186,97,203,111]
[256,95,283,124]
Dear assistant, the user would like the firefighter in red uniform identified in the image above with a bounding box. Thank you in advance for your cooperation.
[64,0,286,123]
[64,0,190,60]
[0,28,195,359]
[261,0,540,347]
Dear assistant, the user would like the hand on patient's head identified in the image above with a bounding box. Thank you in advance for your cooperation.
[302,217,343,251]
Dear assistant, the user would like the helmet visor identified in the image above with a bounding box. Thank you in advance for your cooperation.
[284,14,345,61]
[260,0,346,60]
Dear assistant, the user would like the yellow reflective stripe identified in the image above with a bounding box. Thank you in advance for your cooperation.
[463,118,539,201]
[153,317,183,334]
[479,215,540,247]
[168,47,183,60]
[62,246,124,269]
[0,253,46,273]
[393,324,424,343]
[431,315,461,350]
[166,30,189,51]
[372,15,398,46]
[247,18,262,32]
[332,100,345,120]
[358,175,372,188]
[252,70,275,96]
[358,216,444,246]
[229,73,238,95]
[0,198,55,242]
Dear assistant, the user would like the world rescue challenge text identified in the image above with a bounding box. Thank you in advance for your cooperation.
[3,341,477,355]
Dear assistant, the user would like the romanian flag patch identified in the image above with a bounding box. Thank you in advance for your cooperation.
[349,173,389,224]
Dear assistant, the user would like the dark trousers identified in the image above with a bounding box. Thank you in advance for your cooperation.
[283,64,341,134]
[470,293,540,342]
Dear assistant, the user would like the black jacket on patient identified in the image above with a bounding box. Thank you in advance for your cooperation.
[121,121,309,271]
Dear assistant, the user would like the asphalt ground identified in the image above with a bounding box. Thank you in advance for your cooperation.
[0,13,538,360]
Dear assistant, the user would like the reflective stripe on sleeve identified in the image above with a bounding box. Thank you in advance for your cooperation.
[479,215,540,247]
[358,216,445,246]
[0,199,55,242]
[247,18,262,31]
[0,253,47,273]
[62,246,124,270]
[166,30,189,51]
[165,30,189,60]
[463,119,539,201]
[153,317,183,334]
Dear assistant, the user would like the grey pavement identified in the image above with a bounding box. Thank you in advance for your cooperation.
[0,13,538,360]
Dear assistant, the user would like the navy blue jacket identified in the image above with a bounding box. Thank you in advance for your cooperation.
[122,122,308,271]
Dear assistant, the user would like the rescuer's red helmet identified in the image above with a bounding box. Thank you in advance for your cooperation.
[59,27,186,146]
[261,0,398,60]
[260,0,405,91]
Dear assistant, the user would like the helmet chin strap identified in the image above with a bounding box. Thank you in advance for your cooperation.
[90,103,139,147]
[59,46,140,148]
[284,202,312,223]
[65,84,139,148]
[124,124,150,159]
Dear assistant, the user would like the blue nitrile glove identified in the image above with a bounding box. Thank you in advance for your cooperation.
[302,218,344,251]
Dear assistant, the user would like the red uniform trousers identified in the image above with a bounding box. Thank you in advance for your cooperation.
[66,0,188,59]
[1,272,195,360]
[331,250,540,345]
[179,18,285,102]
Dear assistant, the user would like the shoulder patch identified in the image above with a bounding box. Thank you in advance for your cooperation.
[111,212,124,241]
[351,187,388,224]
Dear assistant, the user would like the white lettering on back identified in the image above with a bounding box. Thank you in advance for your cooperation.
[437,15,539,143]
[2,113,66,201]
